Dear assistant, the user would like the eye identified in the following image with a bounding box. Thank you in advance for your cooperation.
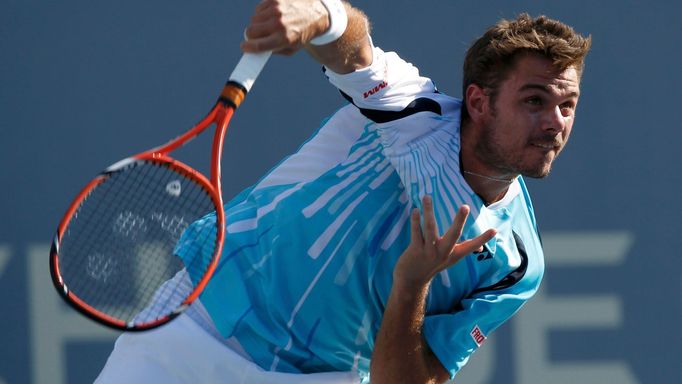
[560,101,576,116]
[526,96,543,106]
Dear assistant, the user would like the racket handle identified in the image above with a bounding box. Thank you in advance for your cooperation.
[230,52,272,92]
[220,52,271,108]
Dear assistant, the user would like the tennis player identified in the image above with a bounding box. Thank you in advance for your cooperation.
[97,1,591,383]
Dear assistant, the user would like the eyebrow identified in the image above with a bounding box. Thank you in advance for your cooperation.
[519,83,580,98]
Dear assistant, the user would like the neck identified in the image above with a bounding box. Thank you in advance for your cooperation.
[460,121,517,205]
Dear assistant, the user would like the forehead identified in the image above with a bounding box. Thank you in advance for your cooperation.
[502,53,581,97]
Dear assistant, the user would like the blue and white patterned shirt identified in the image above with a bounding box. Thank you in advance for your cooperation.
[177,46,544,381]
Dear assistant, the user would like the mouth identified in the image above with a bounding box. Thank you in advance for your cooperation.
[530,141,562,151]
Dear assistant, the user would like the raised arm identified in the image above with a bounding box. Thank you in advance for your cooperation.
[241,0,373,74]
[371,197,496,384]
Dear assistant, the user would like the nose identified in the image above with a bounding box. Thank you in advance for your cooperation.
[542,105,567,133]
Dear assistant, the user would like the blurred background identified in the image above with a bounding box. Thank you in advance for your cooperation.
[1,0,680,383]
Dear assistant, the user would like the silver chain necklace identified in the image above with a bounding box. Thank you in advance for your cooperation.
[462,170,516,183]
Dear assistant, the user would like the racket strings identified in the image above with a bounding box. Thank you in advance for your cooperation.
[101,165,206,320]
[68,162,169,314]
[58,160,219,325]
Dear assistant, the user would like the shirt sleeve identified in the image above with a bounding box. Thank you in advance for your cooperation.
[324,45,437,111]
[423,284,536,378]
[425,220,544,378]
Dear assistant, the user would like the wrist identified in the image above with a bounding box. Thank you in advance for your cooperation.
[310,0,348,45]
[390,278,431,302]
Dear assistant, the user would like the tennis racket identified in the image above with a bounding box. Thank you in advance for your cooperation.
[49,51,271,331]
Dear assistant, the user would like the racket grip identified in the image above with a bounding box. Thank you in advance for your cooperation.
[229,52,272,93]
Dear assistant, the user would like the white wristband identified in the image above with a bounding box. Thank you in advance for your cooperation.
[309,0,348,45]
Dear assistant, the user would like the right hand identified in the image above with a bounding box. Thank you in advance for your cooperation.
[241,0,330,55]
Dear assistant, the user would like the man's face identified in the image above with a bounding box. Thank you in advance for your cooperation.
[476,54,581,178]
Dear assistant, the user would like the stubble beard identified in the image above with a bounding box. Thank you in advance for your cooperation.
[476,120,558,179]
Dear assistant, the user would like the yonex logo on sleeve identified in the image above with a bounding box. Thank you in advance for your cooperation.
[363,80,388,98]
[470,325,487,346]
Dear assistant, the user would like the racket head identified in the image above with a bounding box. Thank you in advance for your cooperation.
[50,156,225,331]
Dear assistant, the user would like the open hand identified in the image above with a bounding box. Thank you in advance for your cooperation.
[393,196,497,287]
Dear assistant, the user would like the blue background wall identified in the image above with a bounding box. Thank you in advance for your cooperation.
[1,1,680,383]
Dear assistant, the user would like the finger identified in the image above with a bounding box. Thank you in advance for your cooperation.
[421,196,438,245]
[250,12,272,25]
[453,228,497,257]
[441,205,469,250]
[274,46,301,56]
[255,0,274,13]
[409,208,424,245]
[241,34,285,53]
[245,20,279,40]
[250,4,279,24]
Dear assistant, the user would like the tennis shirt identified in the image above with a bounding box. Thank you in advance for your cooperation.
[176,45,545,381]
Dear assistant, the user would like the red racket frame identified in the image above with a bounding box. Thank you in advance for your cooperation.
[49,85,242,331]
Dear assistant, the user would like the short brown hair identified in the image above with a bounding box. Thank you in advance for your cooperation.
[461,13,592,120]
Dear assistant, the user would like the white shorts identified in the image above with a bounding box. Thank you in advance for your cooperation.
[96,312,360,384]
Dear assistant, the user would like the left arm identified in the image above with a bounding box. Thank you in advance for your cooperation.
[371,197,496,384]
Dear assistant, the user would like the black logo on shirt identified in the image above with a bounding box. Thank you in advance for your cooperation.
[475,247,493,261]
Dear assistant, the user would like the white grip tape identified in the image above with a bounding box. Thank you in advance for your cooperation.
[228,51,272,92]
[310,0,348,46]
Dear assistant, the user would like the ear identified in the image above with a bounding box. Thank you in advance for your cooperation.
[465,83,490,124]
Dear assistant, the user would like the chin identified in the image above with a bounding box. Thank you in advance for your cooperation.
[520,164,553,179]
[524,171,551,179]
